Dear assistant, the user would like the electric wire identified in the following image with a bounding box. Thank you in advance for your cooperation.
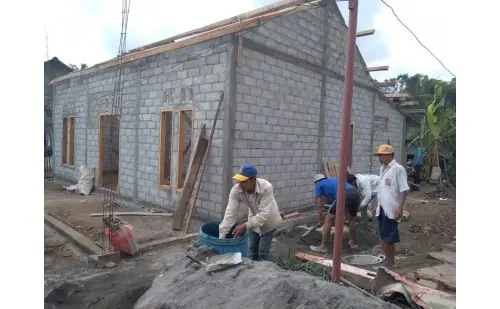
[380,0,456,77]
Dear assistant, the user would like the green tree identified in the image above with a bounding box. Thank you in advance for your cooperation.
[408,81,456,184]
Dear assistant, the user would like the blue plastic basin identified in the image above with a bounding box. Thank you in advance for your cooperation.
[196,222,248,257]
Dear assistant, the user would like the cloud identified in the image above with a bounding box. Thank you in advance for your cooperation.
[45,0,456,81]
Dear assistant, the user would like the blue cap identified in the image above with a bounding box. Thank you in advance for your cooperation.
[232,164,258,182]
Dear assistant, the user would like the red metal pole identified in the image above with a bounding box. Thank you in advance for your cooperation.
[331,0,359,284]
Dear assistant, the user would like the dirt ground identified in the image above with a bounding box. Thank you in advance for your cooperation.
[44,179,455,308]
[271,183,456,275]
[44,181,181,244]
[44,222,190,309]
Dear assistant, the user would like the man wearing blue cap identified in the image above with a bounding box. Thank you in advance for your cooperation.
[219,164,282,261]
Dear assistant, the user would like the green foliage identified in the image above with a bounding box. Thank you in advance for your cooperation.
[408,81,456,184]
[380,74,456,108]
[276,251,331,281]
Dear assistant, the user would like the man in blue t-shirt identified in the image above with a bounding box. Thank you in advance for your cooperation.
[310,174,361,253]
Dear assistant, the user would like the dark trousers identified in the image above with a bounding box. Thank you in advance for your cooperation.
[248,228,276,261]
[414,164,422,184]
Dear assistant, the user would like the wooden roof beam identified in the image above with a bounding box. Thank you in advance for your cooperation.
[128,0,311,54]
[366,65,389,72]
[49,0,320,85]
[356,29,375,37]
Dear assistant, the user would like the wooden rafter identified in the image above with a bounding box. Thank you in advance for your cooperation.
[49,0,321,85]
[366,65,389,72]
[356,29,375,37]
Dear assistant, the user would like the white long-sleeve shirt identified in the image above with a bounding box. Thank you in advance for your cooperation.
[376,159,410,220]
[355,174,380,208]
[219,178,282,239]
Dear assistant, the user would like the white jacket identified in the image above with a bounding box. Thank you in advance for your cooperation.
[219,178,282,239]
[355,174,380,208]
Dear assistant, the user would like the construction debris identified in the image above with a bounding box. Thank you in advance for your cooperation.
[133,247,401,309]
[62,165,94,195]
[371,267,456,309]
[89,212,172,217]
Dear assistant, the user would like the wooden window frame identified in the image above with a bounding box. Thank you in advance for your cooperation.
[68,116,75,167]
[348,122,354,168]
[159,110,174,190]
[177,109,194,191]
[61,117,68,166]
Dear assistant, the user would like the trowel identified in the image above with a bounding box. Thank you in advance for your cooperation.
[186,252,242,273]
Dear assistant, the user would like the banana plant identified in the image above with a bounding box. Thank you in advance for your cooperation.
[407,81,456,183]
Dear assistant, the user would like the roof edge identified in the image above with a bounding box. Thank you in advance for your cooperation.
[49,0,317,86]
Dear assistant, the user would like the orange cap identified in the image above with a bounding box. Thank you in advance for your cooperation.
[374,144,394,155]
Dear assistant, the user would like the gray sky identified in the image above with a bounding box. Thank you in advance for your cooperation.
[46,0,456,81]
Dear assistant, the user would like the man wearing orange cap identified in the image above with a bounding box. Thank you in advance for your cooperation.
[375,144,409,268]
[219,164,282,261]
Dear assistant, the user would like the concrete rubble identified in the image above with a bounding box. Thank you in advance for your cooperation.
[133,247,400,309]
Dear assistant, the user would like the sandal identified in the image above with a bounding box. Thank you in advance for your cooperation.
[349,240,358,249]
[310,245,327,253]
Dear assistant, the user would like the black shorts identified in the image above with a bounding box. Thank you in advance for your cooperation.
[327,188,360,218]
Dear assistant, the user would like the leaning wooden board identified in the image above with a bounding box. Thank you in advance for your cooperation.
[183,93,225,235]
[415,264,456,291]
[172,135,209,230]
[89,212,173,217]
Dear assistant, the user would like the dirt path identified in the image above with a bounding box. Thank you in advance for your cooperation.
[272,184,456,275]
[44,182,181,244]
[44,223,189,309]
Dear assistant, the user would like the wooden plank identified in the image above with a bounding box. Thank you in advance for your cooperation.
[366,65,389,72]
[416,264,456,290]
[356,29,375,37]
[426,250,456,265]
[327,162,339,178]
[128,0,310,54]
[137,233,198,253]
[323,162,332,178]
[88,212,173,217]
[183,93,225,235]
[44,213,101,255]
[172,137,209,230]
[237,36,243,67]
[295,252,377,290]
[49,2,321,85]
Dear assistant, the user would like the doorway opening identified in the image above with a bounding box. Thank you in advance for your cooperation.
[99,114,120,192]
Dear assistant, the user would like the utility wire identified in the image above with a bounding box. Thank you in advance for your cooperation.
[380,0,456,78]
[58,0,323,112]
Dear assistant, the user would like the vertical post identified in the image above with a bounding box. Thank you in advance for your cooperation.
[332,0,359,284]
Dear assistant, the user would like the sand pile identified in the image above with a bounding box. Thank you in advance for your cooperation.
[133,247,399,309]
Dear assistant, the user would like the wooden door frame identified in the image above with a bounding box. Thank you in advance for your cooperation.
[98,113,120,192]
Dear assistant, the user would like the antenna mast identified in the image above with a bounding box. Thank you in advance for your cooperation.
[45,26,49,60]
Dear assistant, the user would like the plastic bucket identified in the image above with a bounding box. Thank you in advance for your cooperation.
[196,222,248,257]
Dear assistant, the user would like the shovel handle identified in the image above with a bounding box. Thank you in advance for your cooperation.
[186,254,204,266]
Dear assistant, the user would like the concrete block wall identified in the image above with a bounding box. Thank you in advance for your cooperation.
[322,82,375,175]
[230,1,404,212]
[234,47,322,213]
[52,2,405,221]
[370,96,405,173]
[52,37,231,221]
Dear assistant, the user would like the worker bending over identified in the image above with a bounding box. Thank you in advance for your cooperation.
[310,174,361,253]
[347,173,380,225]
[219,164,282,261]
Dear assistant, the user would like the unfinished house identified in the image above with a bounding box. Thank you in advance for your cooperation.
[45,57,73,152]
[50,0,405,222]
